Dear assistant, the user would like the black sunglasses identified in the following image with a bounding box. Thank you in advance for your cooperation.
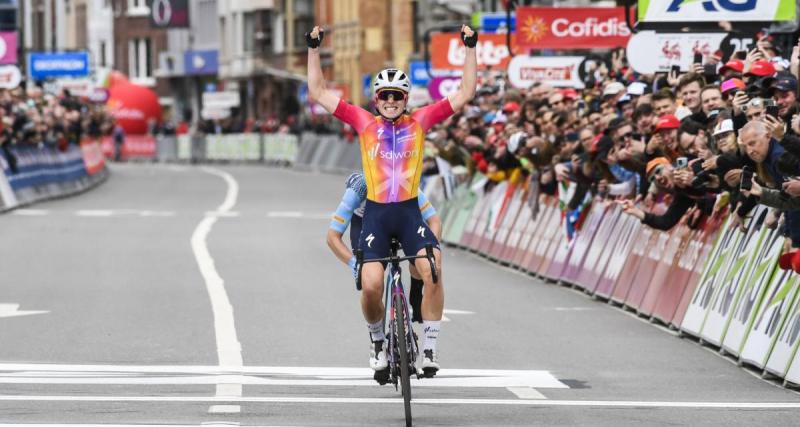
[376,89,407,101]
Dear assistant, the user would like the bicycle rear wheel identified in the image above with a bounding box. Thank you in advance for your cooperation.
[394,292,412,427]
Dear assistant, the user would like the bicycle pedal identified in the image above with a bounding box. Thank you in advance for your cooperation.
[422,367,438,378]
[373,368,390,385]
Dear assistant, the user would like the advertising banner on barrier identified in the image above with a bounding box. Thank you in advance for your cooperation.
[739,269,800,370]
[721,228,783,356]
[562,201,605,287]
[490,189,525,261]
[476,182,511,253]
[521,197,557,271]
[0,153,18,210]
[515,7,631,49]
[670,215,725,327]
[508,55,585,89]
[206,134,261,161]
[596,215,639,299]
[80,139,106,175]
[431,33,516,71]
[639,225,690,316]
[535,201,565,276]
[611,226,654,304]
[101,135,156,159]
[503,197,532,264]
[460,188,493,249]
[627,229,673,310]
[700,207,770,346]
[580,207,622,294]
[651,228,701,323]
[511,202,538,268]
[626,31,727,74]
[638,0,796,23]
[5,145,87,191]
[764,276,800,378]
[681,216,741,337]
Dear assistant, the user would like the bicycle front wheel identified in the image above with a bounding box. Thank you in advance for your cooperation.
[394,292,412,427]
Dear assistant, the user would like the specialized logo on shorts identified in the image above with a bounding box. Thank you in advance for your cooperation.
[417,226,426,238]
[366,233,375,248]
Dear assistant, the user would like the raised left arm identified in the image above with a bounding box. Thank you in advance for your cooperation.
[447,25,477,113]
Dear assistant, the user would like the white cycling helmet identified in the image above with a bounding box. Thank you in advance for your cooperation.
[373,68,411,95]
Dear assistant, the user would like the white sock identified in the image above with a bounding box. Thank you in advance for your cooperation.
[367,320,385,342]
[423,320,441,352]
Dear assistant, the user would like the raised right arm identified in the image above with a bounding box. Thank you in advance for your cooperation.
[307,26,340,114]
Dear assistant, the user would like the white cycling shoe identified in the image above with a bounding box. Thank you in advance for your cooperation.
[421,349,439,377]
[370,340,389,371]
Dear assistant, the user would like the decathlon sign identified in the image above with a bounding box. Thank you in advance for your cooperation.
[515,7,630,50]
[638,0,796,22]
[147,0,189,28]
[507,56,585,89]
[28,52,90,80]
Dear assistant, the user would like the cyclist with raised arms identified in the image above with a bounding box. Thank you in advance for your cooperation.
[327,172,442,324]
[306,24,477,376]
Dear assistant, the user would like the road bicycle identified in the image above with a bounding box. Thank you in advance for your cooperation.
[355,238,438,427]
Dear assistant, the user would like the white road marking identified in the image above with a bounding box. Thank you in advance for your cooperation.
[139,210,176,217]
[0,395,799,409]
[0,304,48,319]
[267,211,330,219]
[441,308,474,322]
[553,307,594,312]
[208,404,242,414]
[76,210,114,217]
[0,364,567,389]
[205,211,240,217]
[193,167,242,414]
[507,387,547,399]
[11,209,49,216]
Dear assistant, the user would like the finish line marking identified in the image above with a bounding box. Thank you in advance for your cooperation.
[0,395,799,409]
[0,364,566,389]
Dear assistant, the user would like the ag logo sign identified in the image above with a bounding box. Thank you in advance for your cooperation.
[667,0,755,12]
[638,0,795,22]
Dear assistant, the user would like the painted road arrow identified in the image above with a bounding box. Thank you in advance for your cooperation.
[0,304,49,318]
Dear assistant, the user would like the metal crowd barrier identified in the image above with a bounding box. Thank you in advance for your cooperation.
[434,175,800,389]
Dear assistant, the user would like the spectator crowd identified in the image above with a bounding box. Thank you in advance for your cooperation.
[420,35,800,271]
[0,87,115,171]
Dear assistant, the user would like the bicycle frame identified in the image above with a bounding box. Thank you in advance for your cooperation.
[384,257,418,385]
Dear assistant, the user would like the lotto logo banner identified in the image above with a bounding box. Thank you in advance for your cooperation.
[80,138,106,175]
[638,0,796,22]
[430,33,516,70]
[515,7,631,49]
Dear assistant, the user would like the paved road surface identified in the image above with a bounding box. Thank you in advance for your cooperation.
[1,163,798,426]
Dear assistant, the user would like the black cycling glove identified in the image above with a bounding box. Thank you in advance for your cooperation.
[305,30,324,49]
[461,29,478,48]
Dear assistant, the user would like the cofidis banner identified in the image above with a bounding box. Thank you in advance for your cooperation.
[638,0,795,22]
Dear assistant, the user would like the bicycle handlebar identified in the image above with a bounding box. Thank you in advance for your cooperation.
[355,243,438,290]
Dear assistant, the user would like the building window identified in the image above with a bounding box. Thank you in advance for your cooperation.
[127,0,148,16]
[243,12,255,53]
[292,0,314,51]
[75,4,87,49]
[128,38,152,81]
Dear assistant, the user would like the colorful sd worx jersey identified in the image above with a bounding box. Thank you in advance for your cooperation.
[333,98,454,203]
